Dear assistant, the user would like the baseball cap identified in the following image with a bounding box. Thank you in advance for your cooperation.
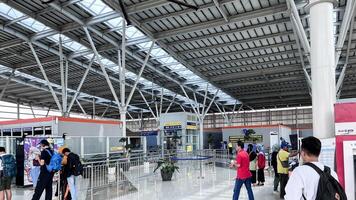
[281,141,290,149]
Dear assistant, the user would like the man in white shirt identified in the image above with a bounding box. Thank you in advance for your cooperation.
[284,136,338,200]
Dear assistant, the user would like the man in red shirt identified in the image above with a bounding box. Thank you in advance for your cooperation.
[230,141,255,200]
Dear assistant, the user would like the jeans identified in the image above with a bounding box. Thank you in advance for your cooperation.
[233,178,255,200]
[67,175,79,200]
[30,166,41,188]
[31,171,53,200]
[273,172,279,191]
[279,173,289,199]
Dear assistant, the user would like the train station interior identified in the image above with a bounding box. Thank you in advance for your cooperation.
[0,0,355,199]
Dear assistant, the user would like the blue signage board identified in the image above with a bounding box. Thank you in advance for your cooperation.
[141,131,158,136]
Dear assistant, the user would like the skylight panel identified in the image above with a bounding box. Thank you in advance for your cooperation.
[79,0,113,15]
[106,17,123,27]
[20,18,49,32]
[0,3,23,19]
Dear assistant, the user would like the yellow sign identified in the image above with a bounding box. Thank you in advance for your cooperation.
[164,122,182,126]
[186,145,193,152]
[186,125,197,130]
[110,146,124,152]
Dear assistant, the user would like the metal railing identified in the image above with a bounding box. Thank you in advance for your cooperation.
[55,149,230,200]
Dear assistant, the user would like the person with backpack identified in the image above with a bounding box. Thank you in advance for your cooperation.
[62,148,83,200]
[32,139,60,200]
[0,147,16,200]
[285,136,346,200]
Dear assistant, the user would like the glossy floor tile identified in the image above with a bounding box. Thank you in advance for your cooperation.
[12,164,280,200]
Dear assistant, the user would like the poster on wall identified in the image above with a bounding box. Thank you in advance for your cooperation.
[23,137,64,186]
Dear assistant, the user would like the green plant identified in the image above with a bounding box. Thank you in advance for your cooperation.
[153,158,179,174]
[244,129,256,141]
[207,134,213,144]
[119,138,127,143]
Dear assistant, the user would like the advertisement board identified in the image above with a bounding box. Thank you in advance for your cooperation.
[23,137,64,186]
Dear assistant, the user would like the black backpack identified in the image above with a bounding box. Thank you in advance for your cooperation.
[303,163,347,200]
[70,153,83,176]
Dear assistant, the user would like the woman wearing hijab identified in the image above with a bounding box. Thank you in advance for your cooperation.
[247,144,257,186]
[257,145,266,186]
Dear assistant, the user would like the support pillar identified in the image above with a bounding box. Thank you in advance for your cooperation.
[121,109,127,137]
[308,0,337,138]
[199,119,204,150]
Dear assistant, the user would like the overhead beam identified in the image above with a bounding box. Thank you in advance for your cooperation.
[335,0,356,68]
[213,0,229,22]
[28,42,62,112]
[0,69,15,101]
[153,4,288,40]
[167,18,291,46]
[179,33,295,56]
[212,65,304,82]
[190,49,296,68]
[0,25,185,112]
[202,57,299,75]
[238,90,309,100]
[140,0,235,24]
[223,75,305,88]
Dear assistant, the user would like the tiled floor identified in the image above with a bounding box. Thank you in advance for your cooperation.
[12,165,280,200]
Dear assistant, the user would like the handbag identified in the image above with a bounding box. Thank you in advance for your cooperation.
[278,154,289,168]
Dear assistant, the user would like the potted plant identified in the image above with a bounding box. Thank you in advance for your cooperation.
[207,133,214,149]
[153,158,179,181]
[243,129,256,141]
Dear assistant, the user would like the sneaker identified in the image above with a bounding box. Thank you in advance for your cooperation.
[273,190,279,194]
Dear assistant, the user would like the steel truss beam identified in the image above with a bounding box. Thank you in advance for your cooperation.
[140,0,235,24]
[335,0,356,68]
[213,0,229,22]
[202,57,300,75]
[191,49,297,69]
[336,11,356,98]
[46,1,225,107]
[223,75,305,88]
[179,32,294,56]
[0,24,186,113]
[153,4,287,40]
[167,18,291,46]
[238,90,309,100]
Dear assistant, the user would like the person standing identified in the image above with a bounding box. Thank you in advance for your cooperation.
[0,147,16,200]
[29,147,41,189]
[62,148,83,200]
[228,141,233,156]
[257,147,266,186]
[247,144,257,187]
[284,137,346,200]
[271,144,280,193]
[230,141,254,200]
[32,140,54,200]
[277,142,298,199]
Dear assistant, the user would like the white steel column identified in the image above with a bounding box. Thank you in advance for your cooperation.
[308,0,337,138]
[120,20,127,137]
[59,34,66,116]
